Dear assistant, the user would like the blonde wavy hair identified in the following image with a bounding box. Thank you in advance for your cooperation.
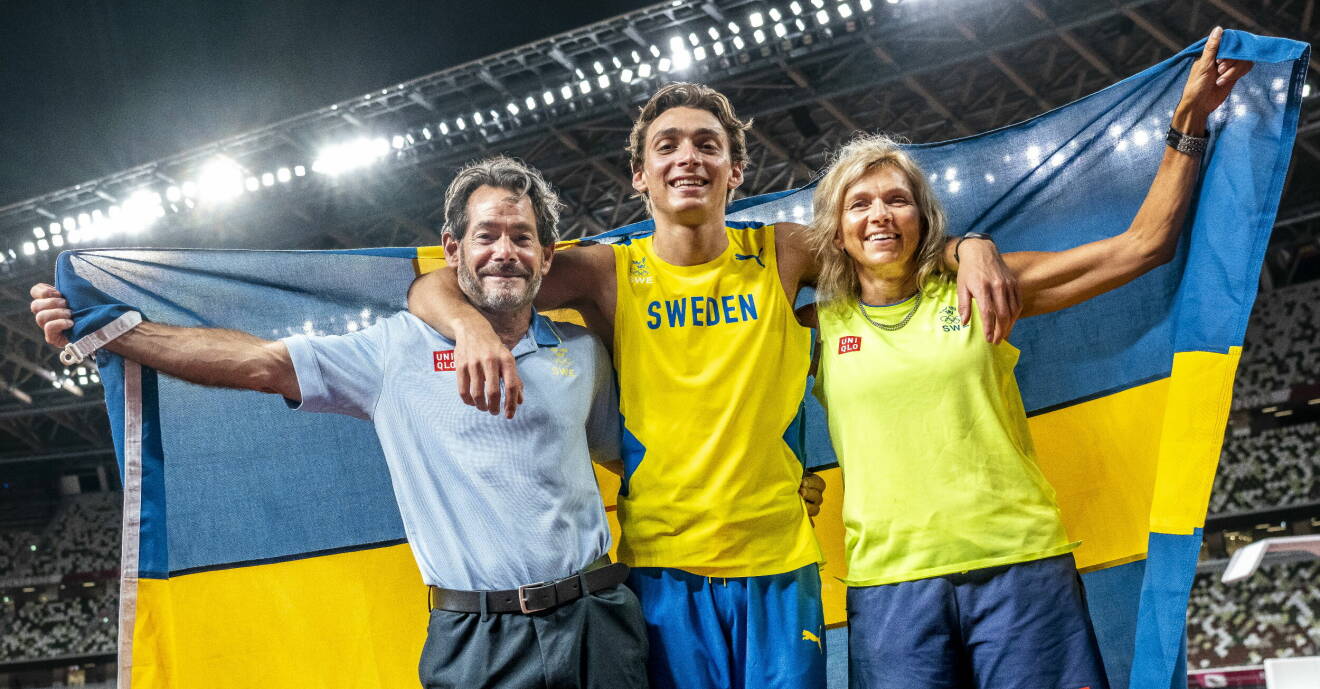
[807,133,950,315]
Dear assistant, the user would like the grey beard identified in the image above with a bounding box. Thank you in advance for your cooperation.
[456,261,541,312]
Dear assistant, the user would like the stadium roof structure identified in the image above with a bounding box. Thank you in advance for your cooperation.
[0,0,1316,467]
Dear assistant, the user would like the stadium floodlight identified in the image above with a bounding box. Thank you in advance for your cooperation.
[1222,535,1320,583]
[276,167,292,183]
[1304,83,1313,98]
[524,97,536,111]
[49,222,61,236]
[52,235,64,247]
[294,165,306,177]
[261,172,275,187]
[816,9,830,24]
[22,242,35,256]
[76,212,90,228]
[392,135,406,149]
[507,101,520,115]
[542,90,555,106]
[37,239,49,251]
[754,28,767,43]
[439,120,451,135]
[579,79,591,94]
[598,74,610,88]
[659,57,673,72]
[713,41,725,56]
[733,36,746,49]
[689,32,700,46]
[593,60,605,74]
[727,21,741,34]
[694,46,707,61]
[838,3,853,18]
[774,22,787,37]
[612,56,622,69]
[631,50,642,63]
[181,181,197,197]
[311,138,387,176]
[245,176,260,192]
[621,68,634,83]
[63,217,76,231]
[638,62,653,78]
[670,36,686,52]
[812,0,824,7]
[790,1,803,13]
[672,50,692,71]
[750,11,764,27]
[769,8,783,21]
[198,157,245,201]
[885,0,899,4]
[33,226,44,238]
[708,26,720,40]
[649,44,661,58]
[473,111,485,125]
[561,84,573,100]
[859,0,872,9]
[166,185,182,202]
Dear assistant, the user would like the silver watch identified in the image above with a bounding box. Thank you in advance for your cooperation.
[1166,126,1208,157]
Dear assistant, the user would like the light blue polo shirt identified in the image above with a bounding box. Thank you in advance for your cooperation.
[282,311,618,591]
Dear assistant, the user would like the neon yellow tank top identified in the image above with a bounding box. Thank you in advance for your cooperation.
[815,276,1076,586]
[611,222,821,576]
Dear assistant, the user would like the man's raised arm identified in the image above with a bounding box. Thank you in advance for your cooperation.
[30,283,299,401]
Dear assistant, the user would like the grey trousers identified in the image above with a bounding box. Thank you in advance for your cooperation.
[418,583,650,689]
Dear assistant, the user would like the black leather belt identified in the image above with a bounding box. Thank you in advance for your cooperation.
[428,558,628,614]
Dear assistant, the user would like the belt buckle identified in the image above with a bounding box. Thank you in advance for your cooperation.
[517,580,555,614]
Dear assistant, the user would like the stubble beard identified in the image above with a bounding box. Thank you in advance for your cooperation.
[456,255,541,313]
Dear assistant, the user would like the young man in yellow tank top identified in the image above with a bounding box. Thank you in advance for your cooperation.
[407,84,1019,689]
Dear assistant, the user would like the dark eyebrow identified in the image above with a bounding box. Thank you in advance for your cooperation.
[651,127,724,142]
[474,220,536,232]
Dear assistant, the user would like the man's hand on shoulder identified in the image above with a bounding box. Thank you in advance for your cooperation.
[953,238,1021,344]
[453,317,523,420]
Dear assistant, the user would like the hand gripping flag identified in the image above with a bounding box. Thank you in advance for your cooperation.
[55,31,1305,689]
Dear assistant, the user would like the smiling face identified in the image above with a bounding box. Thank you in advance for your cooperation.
[444,184,553,313]
[835,165,924,278]
[631,106,744,225]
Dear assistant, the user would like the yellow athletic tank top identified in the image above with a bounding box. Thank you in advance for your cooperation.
[815,276,1076,586]
[611,222,821,576]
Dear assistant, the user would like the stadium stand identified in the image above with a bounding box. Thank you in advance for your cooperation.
[1187,560,1320,669]
[1232,280,1320,408]
[1211,422,1320,514]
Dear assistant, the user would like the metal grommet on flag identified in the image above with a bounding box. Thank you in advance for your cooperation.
[60,310,143,366]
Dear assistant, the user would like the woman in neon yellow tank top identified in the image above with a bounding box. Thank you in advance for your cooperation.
[804,30,1249,689]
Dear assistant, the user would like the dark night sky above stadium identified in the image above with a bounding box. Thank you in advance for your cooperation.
[0,0,657,207]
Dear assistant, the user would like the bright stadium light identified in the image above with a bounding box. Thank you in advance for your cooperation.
[439,121,451,135]
[649,44,661,57]
[507,101,520,115]
[197,157,245,201]
[166,185,182,202]
[816,9,830,24]
[49,222,60,236]
[658,57,672,72]
[750,11,764,27]
[631,50,642,63]
[732,36,746,49]
[561,84,573,100]
[22,242,35,256]
[859,0,872,9]
[311,138,389,176]
[672,48,692,71]
[768,8,783,21]
[638,62,653,78]
[727,21,741,34]
[774,22,787,37]
[62,217,76,231]
[294,165,306,176]
[578,79,591,94]
[598,74,610,88]
[612,56,622,68]
[76,213,90,228]
[37,239,49,251]
[838,2,853,18]
[276,167,292,183]
[688,32,700,46]
[693,46,707,61]
[543,90,555,105]
[261,172,275,187]
[52,236,64,248]
[754,28,766,43]
[244,176,260,192]
[713,41,725,55]
[708,26,720,40]
[473,111,485,125]
[812,0,825,6]
[33,226,44,238]
[391,135,405,149]
[790,1,803,13]
[621,68,634,83]
[524,96,536,111]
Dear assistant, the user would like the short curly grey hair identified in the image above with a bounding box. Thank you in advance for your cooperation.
[442,156,563,246]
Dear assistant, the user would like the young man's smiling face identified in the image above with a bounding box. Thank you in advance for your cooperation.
[631,106,744,226]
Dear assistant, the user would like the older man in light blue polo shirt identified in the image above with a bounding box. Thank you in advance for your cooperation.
[29,156,649,689]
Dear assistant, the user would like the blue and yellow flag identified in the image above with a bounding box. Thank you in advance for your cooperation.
[57,31,1305,689]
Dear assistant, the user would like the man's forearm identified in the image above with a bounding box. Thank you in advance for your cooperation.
[106,322,297,398]
[408,268,495,341]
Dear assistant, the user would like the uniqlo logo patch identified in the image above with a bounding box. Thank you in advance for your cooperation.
[433,350,455,372]
[838,336,861,354]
